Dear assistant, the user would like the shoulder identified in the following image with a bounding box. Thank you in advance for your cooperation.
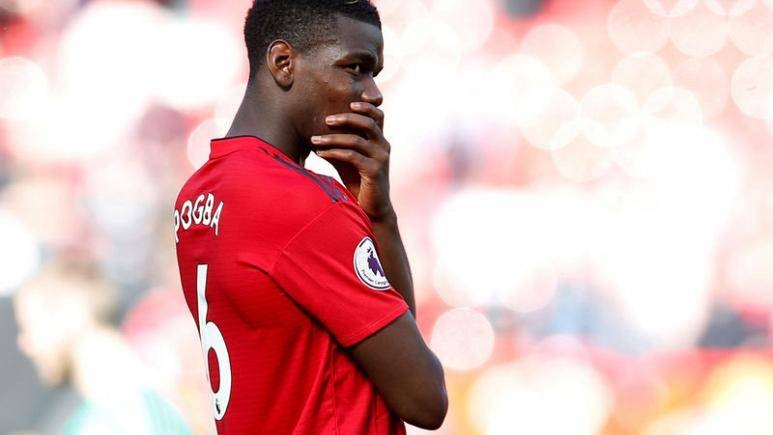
[181,147,345,210]
[237,150,351,222]
[177,147,360,243]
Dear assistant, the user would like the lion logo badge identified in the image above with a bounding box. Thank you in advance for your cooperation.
[353,237,391,290]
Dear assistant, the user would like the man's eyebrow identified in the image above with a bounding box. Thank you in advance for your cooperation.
[339,50,384,75]
[352,51,384,75]
[345,50,379,64]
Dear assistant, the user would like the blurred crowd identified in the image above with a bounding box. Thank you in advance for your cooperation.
[1,0,772,434]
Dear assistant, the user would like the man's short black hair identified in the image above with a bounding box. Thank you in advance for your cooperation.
[244,0,381,79]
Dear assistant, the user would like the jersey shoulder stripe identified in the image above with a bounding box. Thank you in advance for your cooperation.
[270,153,348,203]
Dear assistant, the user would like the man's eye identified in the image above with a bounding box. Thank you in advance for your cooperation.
[343,63,377,78]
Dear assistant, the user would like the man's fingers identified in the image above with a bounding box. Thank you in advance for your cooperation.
[311,134,387,161]
[350,102,384,129]
[314,148,379,175]
[326,112,382,140]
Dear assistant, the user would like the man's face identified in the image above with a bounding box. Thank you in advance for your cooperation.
[292,14,384,144]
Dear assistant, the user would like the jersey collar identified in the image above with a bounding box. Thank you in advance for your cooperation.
[210,135,299,167]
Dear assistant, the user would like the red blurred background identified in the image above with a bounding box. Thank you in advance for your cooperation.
[1,0,772,434]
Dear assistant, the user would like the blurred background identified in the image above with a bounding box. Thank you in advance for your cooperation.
[1,0,773,434]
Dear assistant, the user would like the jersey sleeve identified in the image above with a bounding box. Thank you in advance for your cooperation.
[269,204,410,347]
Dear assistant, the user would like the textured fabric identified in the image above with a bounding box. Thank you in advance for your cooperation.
[174,136,408,435]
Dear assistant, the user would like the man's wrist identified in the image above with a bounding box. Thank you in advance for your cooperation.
[369,207,398,228]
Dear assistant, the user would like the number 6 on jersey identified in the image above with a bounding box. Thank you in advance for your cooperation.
[197,264,232,420]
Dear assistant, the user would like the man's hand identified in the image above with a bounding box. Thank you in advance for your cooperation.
[313,101,417,316]
[311,102,394,222]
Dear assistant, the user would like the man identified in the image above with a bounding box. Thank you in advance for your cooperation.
[173,0,448,433]
[14,262,191,434]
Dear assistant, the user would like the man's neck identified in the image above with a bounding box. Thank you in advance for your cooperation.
[226,88,309,165]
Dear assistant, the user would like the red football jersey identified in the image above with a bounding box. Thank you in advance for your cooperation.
[174,136,409,435]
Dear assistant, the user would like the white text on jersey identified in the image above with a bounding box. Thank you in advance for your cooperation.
[174,193,224,243]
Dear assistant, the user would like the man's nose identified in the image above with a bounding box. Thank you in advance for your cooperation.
[361,78,383,107]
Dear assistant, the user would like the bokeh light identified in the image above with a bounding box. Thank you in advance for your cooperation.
[59,0,166,128]
[6,94,129,163]
[152,18,243,110]
[430,0,494,53]
[612,52,672,105]
[373,0,429,33]
[0,56,48,121]
[705,0,757,16]
[668,0,728,57]
[601,126,741,345]
[731,54,773,119]
[597,226,713,347]
[520,24,584,85]
[673,57,729,119]
[496,54,558,125]
[580,84,640,148]
[643,0,699,17]
[608,0,669,53]
[517,88,580,150]
[430,308,495,371]
[727,0,773,55]
[497,263,559,313]
[400,18,462,73]
[431,190,544,307]
[641,86,703,125]
[431,189,582,308]
[642,409,713,435]
[702,356,773,434]
[552,132,615,182]
[468,358,613,435]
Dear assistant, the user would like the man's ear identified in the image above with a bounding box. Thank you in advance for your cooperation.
[266,40,295,88]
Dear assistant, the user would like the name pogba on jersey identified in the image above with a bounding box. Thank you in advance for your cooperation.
[174,193,224,243]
